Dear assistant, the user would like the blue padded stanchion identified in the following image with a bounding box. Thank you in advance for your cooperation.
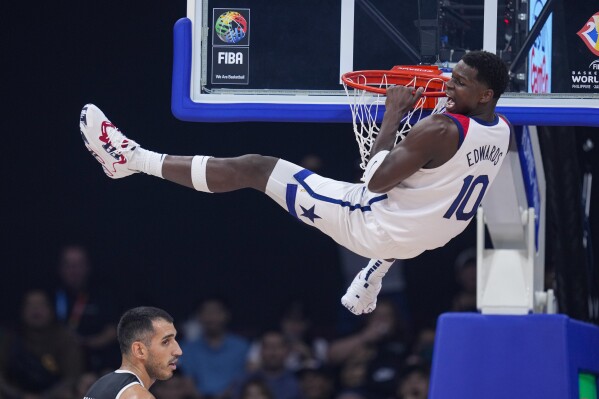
[429,313,599,399]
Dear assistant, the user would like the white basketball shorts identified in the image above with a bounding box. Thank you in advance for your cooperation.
[264,159,400,259]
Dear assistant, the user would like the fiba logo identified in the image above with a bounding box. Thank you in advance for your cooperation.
[590,60,599,70]
[215,11,248,44]
[211,8,250,84]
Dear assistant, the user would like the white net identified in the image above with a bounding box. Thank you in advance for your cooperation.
[343,73,448,172]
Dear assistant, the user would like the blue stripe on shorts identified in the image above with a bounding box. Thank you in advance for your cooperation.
[292,169,387,212]
[285,183,299,218]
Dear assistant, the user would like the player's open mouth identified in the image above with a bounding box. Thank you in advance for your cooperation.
[446,96,455,108]
[168,359,178,369]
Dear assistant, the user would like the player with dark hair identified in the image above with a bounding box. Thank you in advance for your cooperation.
[80,51,511,316]
[460,51,510,99]
[84,307,182,399]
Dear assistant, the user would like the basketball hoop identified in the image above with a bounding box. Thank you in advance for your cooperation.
[342,65,450,172]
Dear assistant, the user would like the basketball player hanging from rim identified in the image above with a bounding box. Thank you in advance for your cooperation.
[80,51,513,315]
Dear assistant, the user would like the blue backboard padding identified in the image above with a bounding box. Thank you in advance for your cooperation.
[429,313,599,399]
[500,106,599,127]
[172,18,599,126]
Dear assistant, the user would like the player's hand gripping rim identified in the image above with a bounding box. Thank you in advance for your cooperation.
[385,85,425,114]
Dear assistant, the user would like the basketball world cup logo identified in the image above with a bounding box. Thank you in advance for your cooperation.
[215,11,248,44]
[577,12,599,56]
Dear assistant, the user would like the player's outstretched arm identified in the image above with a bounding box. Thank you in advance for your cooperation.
[370,86,425,156]
[367,114,456,193]
[363,85,434,193]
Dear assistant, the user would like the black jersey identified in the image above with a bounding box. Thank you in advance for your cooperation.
[84,371,143,399]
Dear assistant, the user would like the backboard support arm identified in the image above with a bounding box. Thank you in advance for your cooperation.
[509,0,556,74]
[356,0,420,64]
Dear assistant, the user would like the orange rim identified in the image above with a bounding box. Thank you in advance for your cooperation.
[341,67,449,97]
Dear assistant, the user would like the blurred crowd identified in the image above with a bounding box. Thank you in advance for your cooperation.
[0,244,478,399]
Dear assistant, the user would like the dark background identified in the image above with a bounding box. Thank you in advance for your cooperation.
[2,0,597,334]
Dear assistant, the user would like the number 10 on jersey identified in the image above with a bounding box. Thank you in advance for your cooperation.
[443,175,489,221]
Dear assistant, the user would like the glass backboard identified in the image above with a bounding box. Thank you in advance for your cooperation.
[171,0,599,125]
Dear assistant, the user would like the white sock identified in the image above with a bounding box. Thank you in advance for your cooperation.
[363,258,395,283]
[130,148,166,178]
[191,155,213,193]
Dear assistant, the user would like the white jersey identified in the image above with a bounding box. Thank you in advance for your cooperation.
[265,113,511,260]
[370,113,511,258]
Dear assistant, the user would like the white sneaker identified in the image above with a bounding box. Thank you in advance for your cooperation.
[79,104,139,179]
[341,269,382,315]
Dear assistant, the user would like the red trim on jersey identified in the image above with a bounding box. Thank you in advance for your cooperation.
[445,113,471,138]
[498,114,509,126]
